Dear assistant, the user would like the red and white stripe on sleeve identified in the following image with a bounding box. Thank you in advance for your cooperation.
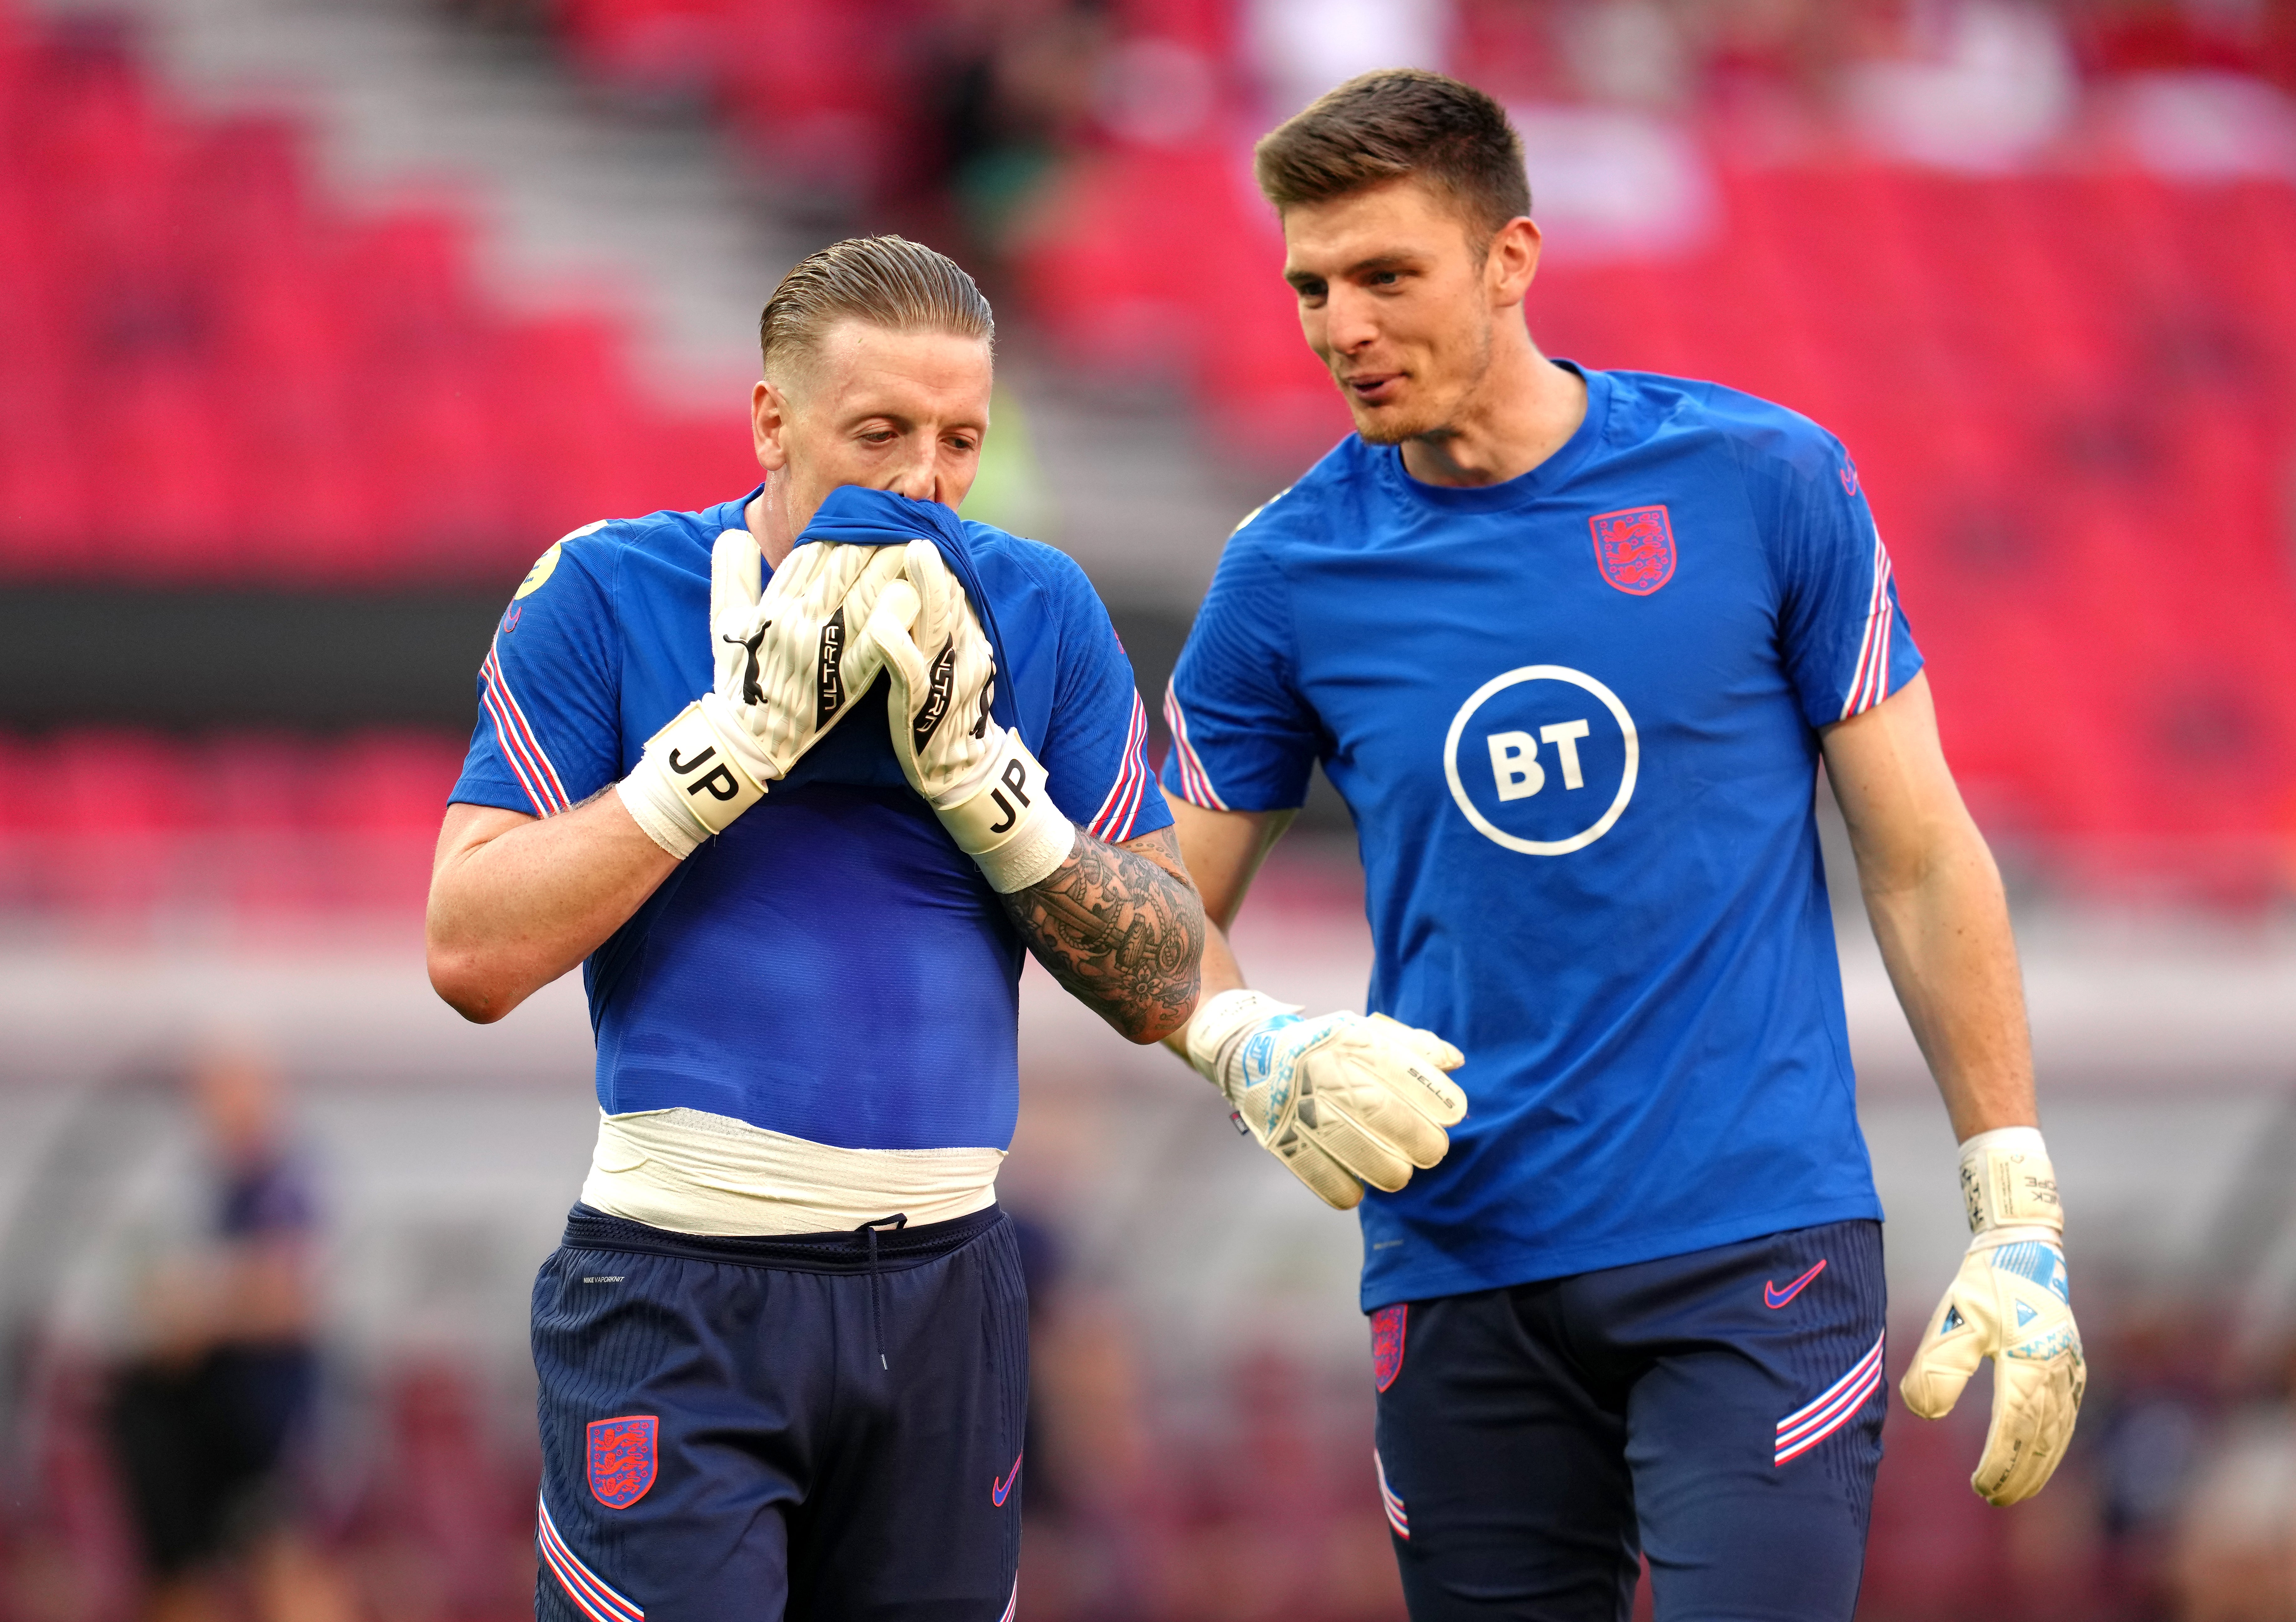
[1161,681,1229,813]
[1085,691,1155,844]
[481,637,573,817]
[1839,526,1898,722]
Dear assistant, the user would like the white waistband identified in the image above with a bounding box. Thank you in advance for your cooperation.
[579,1108,1003,1236]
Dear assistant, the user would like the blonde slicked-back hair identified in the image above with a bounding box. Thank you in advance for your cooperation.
[759,235,994,385]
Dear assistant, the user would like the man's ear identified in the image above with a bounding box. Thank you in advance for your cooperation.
[1488,216,1542,306]
[752,378,793,472]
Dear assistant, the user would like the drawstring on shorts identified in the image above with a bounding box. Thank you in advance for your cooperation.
[857,1213,909,1370]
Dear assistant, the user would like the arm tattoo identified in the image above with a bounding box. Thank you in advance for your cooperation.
[997,824,1205,1044]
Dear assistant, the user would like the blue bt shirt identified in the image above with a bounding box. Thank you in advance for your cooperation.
[1162,365,1920,1310]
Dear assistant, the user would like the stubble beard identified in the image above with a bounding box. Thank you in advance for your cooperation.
[1346,314,1495,448]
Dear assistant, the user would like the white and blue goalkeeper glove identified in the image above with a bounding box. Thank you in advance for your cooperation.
[1185,989,1468,1210]
[619,532,907,858]
[1900,1126,2086,1505]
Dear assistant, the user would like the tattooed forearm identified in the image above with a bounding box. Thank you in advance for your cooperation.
[998,824,1205,1043]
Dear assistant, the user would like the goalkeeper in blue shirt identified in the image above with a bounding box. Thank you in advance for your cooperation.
[1160,71,2083,1621]
[426,235,1203,1621]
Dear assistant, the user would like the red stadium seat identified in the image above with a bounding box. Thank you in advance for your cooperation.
[0,10,749,588]
[554,0,734,96]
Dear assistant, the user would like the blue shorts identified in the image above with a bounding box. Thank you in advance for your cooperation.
[530,1204,1026,1622]
[1371,1219,1886,1622]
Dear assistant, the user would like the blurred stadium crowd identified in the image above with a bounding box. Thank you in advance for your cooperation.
[4,0,2296,1618]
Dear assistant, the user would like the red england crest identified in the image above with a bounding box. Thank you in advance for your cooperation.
[587,1415,658,1509]
[1371,1305,1408,1392]
[1588,505,1677,596]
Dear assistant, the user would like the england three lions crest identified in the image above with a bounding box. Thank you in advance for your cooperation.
[1589,505,1676,596]
[1371,1304,1408,1392]
[587,1415,658,1508]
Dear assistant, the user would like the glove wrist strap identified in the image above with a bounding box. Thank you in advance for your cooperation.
[934,729,1077,894]
[1959,1125,2063,1237]
[1183,988,1303,1096]
[1968,1224,2064,1249]
[618,700,769,859]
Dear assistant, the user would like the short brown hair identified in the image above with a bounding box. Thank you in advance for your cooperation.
[759,235,994,381]
[1254,69,1530,242]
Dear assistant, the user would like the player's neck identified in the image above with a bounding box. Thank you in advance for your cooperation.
[1397,332,1586,490]
[746,479,799,569]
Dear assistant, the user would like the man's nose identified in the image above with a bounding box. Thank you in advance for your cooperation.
[884,440,938,502]
[1325,287,1379,354]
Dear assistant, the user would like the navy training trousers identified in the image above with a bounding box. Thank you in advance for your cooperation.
[531,1203,1026,1622]
[1372,1219,1887,1622]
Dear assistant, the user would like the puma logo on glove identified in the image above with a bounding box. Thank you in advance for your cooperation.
[619,531,909,859]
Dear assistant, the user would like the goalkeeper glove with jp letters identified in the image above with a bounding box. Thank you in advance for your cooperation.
[619,532,907,858]
[1900,1125,2086,1505]
[859,539,1077,893]
[1185,988,1468,1210]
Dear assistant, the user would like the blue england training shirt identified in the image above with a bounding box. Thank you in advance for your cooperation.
[1161,365,1920,1310]
[451,487,1166,1152]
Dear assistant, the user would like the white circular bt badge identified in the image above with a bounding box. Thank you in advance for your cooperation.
[1441,665,1638,855]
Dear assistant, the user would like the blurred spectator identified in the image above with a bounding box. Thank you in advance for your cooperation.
[1247,0,1452,121]
[2173,1405,2296,1620]
[102,1046,353,1622]
[915,0,1108,251]
[1556,0,1691,108]
[1844,1,2081,169]
[2173,1343,2296,1622]
[2095,1305,2218,1614]
[1161,1346,1400,1622]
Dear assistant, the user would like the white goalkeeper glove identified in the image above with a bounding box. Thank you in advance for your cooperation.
[1900,1125,2086,1505]
[859,539,1077,893]
[618,531,907,858]
[1184,988,1468,1210]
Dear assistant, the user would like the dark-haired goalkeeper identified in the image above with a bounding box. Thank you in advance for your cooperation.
[427,236,1202,1621]
[1160,71,2082,1621]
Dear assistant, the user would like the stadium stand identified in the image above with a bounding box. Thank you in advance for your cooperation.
[0,728,462,914]
[1560,164,2296,890]
[3,0,2292,901]
[1013,159,2296,885]
[0,0,754,587]
[523,1,2296,888]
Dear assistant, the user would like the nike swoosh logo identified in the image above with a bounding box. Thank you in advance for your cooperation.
[991,1451,1023,1507]
[1765,1259,1827,1309]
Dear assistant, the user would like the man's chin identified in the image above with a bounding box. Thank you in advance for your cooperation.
[1347,400,1433,446]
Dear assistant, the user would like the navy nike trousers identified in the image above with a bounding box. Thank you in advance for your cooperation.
[1372,1219,1886,1622]
[531,1203,1026,1622]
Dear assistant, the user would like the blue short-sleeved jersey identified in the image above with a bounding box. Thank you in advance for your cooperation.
[1161,366,1922,1310]
[452,488,1166,1152]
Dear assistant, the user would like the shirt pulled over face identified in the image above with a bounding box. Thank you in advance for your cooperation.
[453,491,1166,1179]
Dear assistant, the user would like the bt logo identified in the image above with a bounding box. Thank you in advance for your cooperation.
[1442,666,1639,856]
[1485,720,1592,801]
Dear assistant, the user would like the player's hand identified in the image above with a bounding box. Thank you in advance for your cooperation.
[618,532,906,858]
[1185,989,1467,1210]
[717,532,909,777]
[1900,1127,2085,1506]
[858,540,1076,893]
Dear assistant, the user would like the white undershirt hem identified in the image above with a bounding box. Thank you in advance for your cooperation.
[580,1108,1003,1236]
